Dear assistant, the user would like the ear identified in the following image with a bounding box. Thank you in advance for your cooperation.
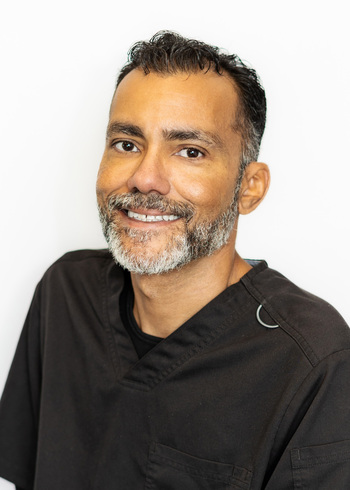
[238,162,270,215]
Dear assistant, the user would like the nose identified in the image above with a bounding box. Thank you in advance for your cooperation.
[127,150,171,195]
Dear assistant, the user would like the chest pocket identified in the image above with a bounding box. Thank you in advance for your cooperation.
[291,440,350,489]
[145,443,252,490]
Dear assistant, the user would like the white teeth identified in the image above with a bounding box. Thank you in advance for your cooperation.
[127,210,179,222]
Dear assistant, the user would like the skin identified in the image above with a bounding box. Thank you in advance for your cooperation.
[97,69,270,338]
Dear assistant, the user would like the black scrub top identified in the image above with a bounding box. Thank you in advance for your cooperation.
[0,249,350,489]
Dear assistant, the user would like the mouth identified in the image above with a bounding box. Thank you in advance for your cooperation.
[124,209,180,223]
[106,193,194,225]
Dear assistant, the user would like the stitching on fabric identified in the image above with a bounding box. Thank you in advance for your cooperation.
[144,447,156,490]
[311,347,350,367]
[290,451,303,490]
[121,299,254,391]
[240,276,319,366]
[149,452,251,489]
[154,454,234,484]
[121,330,225,391]
[295,455,350,468]
[292,453,350,490]
[263,369,318,471]
[101,259,121,379]
[268,349,350,470]
[119,379,150,392]
[293,448,350,467]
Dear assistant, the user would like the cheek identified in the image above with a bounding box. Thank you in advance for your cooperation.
[173,170,236,214]
[96,159,129,199]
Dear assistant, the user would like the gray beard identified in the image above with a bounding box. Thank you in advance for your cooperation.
[98,177,242,275]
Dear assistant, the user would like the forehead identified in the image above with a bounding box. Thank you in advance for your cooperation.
[110,69,240,133]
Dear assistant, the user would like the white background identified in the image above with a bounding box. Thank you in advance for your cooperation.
[1,0,349,487]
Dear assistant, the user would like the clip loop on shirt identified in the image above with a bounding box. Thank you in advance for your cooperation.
[256,305,279,329]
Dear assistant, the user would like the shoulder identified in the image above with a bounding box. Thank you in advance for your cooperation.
[44,249,114,277]
[38,249,121,296]
[241,263,350,365]
[50,248,113,267]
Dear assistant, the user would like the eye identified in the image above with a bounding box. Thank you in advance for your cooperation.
[114,141,139,153]
[176,148,204,159]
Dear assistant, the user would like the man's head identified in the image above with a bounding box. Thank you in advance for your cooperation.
[116,31,267,171]
[97,32,269,275]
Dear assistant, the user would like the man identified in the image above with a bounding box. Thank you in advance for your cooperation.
[0,31,349,490]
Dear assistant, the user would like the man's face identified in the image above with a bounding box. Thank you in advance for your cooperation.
[97,69,243,274]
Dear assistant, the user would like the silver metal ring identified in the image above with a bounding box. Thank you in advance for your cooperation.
[256,305,279,329]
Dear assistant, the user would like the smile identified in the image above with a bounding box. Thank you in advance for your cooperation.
[127,210,180,222]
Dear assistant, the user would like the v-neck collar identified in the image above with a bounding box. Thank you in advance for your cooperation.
[105,260,267,391]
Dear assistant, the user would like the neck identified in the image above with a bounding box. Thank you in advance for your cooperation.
[130,240,251,338]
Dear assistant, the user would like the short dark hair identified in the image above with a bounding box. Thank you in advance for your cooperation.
[116,31,267,170]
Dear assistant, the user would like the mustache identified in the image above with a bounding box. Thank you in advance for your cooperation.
[107,193,195,220]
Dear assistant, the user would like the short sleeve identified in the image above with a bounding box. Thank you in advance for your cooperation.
[265,349,350,489]
[0,284,42,489]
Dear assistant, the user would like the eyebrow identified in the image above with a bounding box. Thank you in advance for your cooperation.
[106,122,144,140]
[163,128,224,149]
[106,121,225,150]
